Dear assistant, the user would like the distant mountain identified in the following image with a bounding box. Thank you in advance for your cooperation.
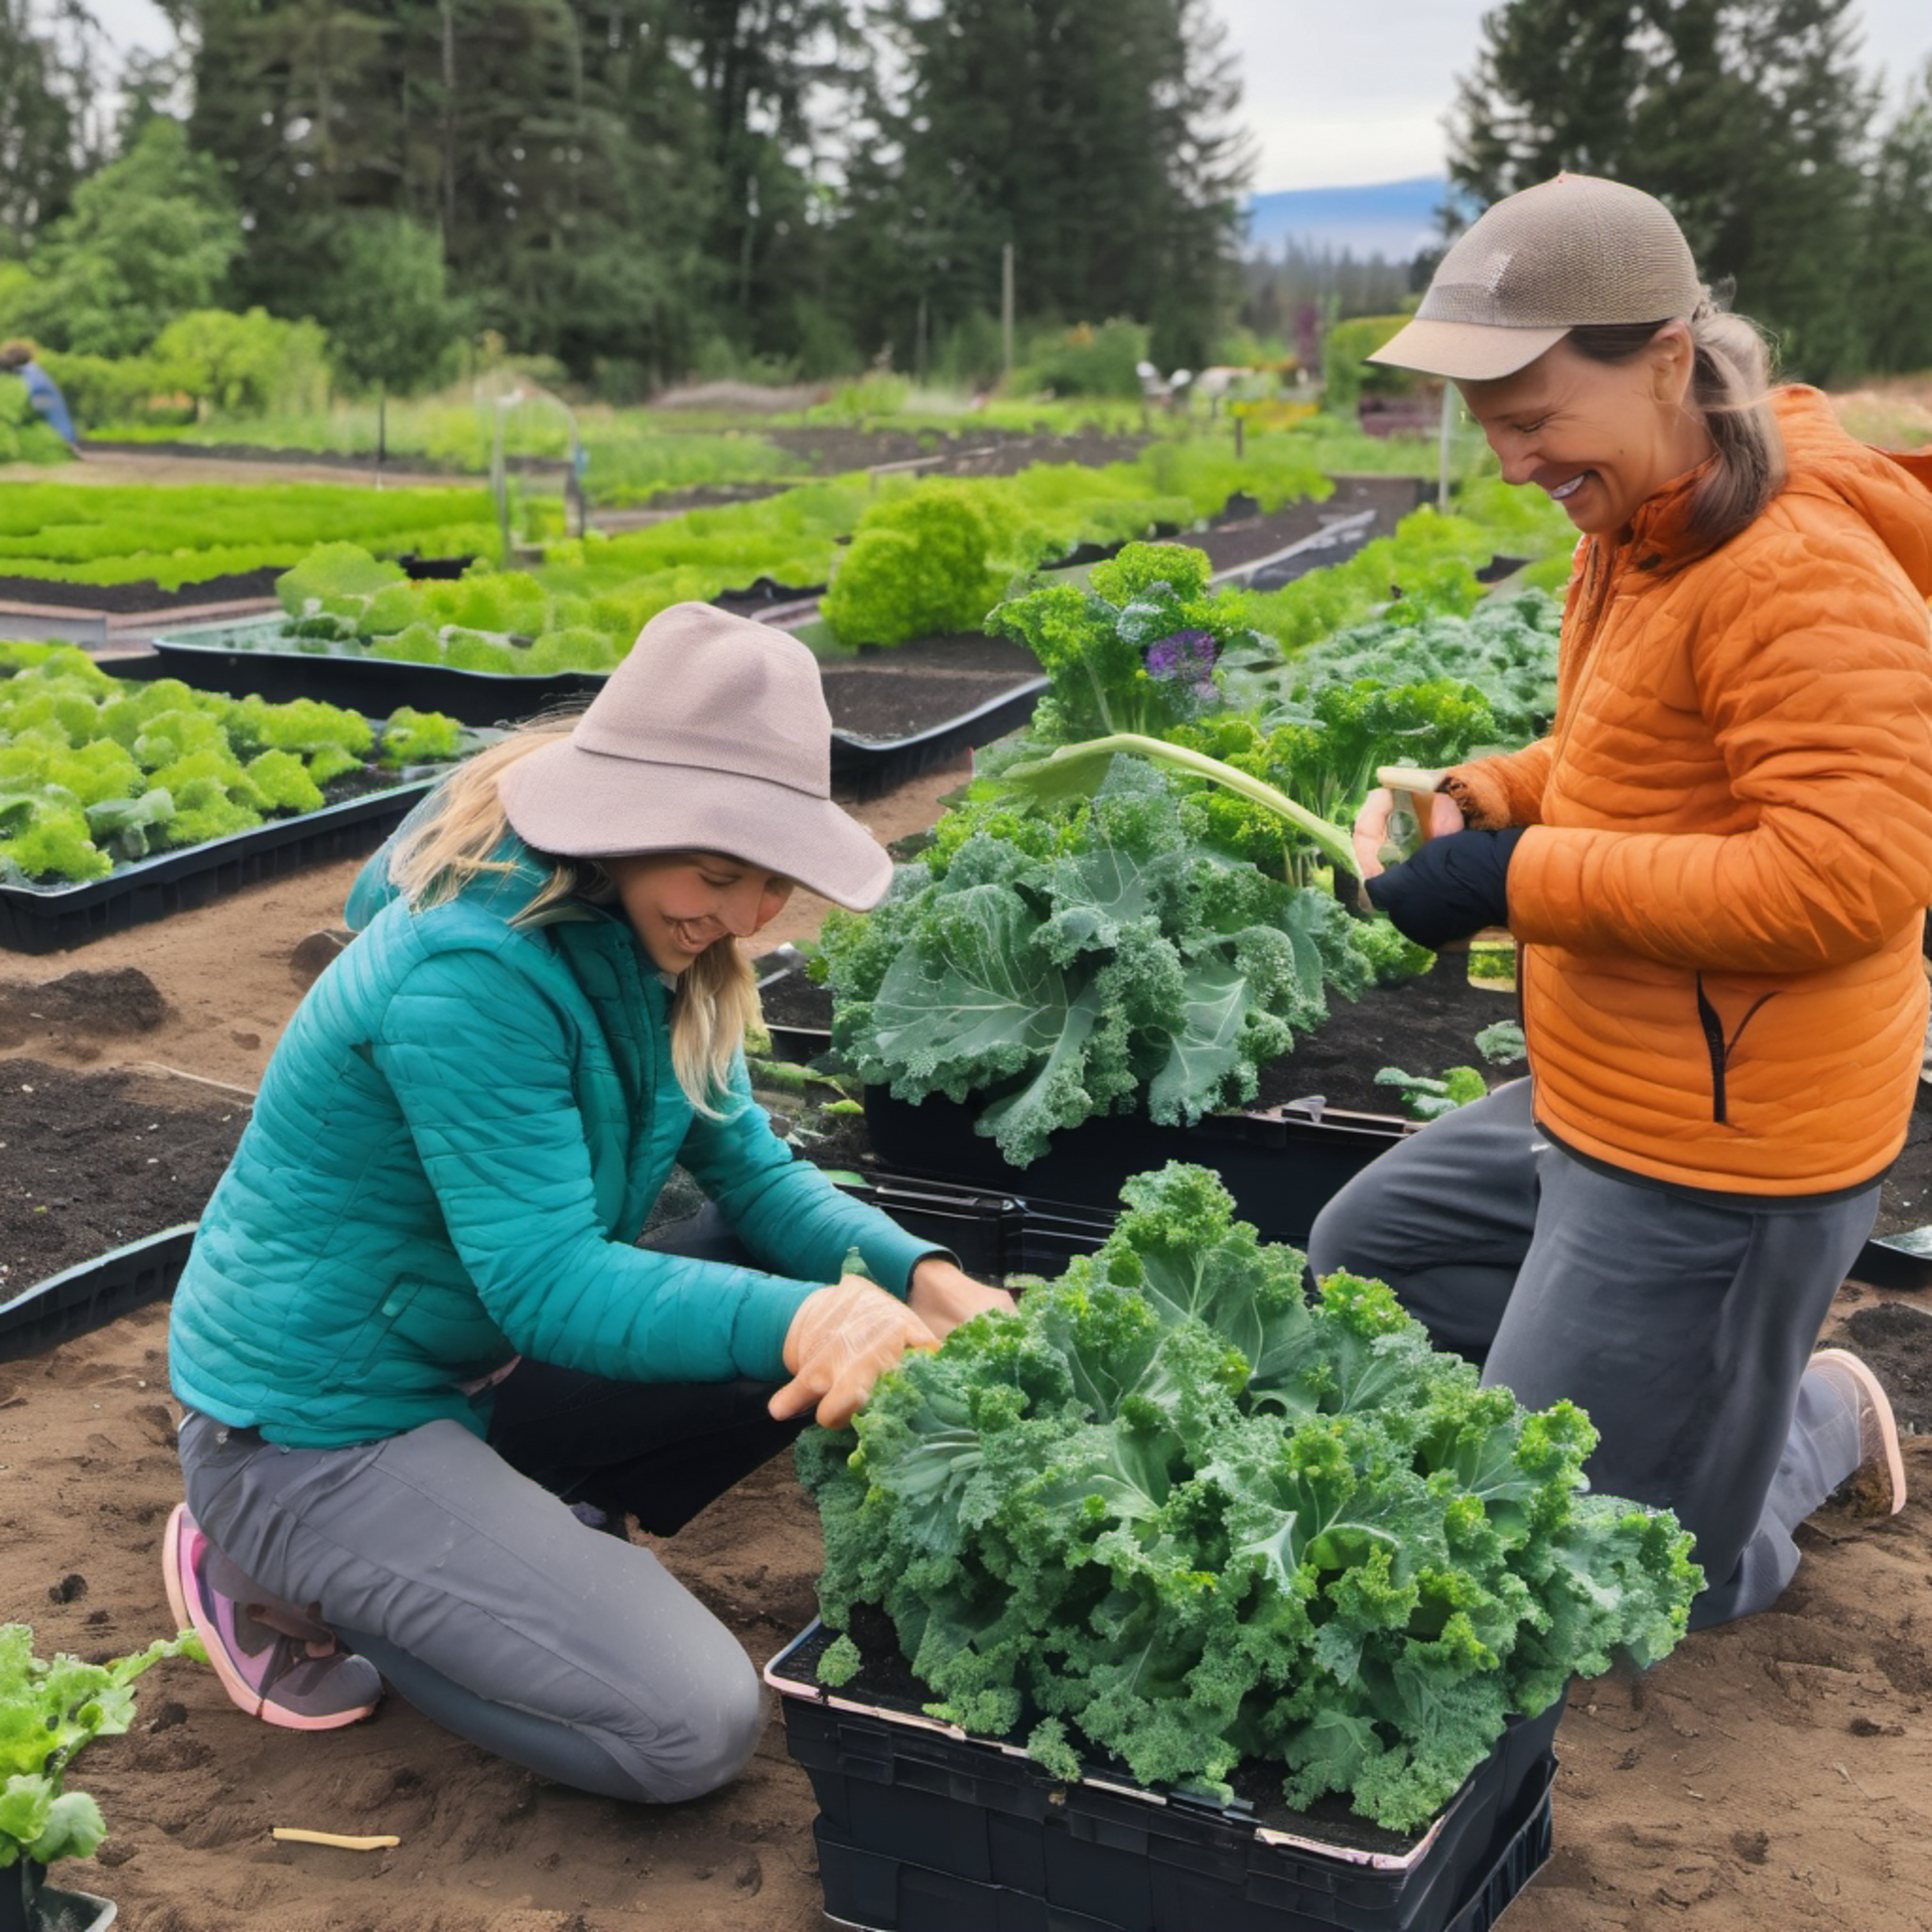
[1242,177,1450,262]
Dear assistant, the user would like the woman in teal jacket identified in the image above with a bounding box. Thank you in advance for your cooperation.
[163,602,1009,1799]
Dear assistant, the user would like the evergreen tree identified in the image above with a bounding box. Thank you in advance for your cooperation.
[835,0,1253,379]
[1446,0,1878,380]
[179,0,722,380]
[1862,59,1932,377]
[0,0,109,245]
[672,0,865,369]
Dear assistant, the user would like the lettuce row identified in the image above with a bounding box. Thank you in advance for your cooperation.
[0,1623,203,1868]
[799,1163,1701,1834]
[0,643,468,884]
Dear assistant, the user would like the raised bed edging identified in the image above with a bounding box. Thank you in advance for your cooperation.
[128,621,608,727]
[0,1223,196,1365]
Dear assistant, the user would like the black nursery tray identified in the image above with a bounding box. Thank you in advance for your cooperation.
[836,1170,1119,1282]
[765,1622,1559,1932]
[0,1222,196,1363]
[0,776,437,953]
[135,617,607,729]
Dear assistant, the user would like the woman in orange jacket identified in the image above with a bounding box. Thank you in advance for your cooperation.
[1316,174,1932,1626]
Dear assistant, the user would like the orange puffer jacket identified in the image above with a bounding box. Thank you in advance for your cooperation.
[1448,386,1932,1194]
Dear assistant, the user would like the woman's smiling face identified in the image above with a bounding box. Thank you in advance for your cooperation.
[1457,328,1710,538]
[602,850,794,974]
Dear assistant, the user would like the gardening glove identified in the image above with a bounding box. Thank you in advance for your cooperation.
[1365,827,1525,950]
[770,1277,941,1429]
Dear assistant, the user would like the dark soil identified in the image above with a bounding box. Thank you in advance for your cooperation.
[756,424,1155,481]
[1843,1301,1932,1432]
[0,1051,249,1291]
[0,567,285,615]
[821,632,1043,743]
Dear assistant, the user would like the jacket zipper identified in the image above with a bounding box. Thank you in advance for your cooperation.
[1694,974,1778,1125]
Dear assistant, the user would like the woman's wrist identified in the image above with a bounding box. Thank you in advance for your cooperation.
[907,1255,1015,1338]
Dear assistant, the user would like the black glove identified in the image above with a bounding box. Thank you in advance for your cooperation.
[1364,827,1524,950]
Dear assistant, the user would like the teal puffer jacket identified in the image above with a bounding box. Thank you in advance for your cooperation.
[168,841,939,1449]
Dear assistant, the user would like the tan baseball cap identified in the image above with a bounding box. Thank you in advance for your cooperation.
[497,601,893,909]
[1368,174,1704,382]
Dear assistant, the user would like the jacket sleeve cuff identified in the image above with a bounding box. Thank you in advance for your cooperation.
[1442,763,1517,832]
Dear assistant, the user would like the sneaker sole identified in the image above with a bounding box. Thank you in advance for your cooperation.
[163,1503,377,1731]
[1812,1348,1908,1518]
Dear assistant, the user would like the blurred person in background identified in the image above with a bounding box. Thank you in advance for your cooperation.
[0,339,79,452]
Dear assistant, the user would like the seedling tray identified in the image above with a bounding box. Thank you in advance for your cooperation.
[0,1223,196,1364]
[0,776,437,953]
[136,617,606,728]
[1852,1226,1932,1293]
[766,1623,1559,1932]
[140,617,1045,790]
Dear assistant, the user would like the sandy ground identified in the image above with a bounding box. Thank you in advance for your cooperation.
[2,759,1930,1932]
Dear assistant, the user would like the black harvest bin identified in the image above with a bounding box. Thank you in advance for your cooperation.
[765,1624,1560,1932]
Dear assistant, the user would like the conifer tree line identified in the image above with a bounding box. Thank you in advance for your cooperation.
[1,0,1928,399]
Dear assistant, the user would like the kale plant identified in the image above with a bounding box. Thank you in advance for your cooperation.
[987,542,1266,744]
[798,1164,1701,1833]
[818,762,1370,1166]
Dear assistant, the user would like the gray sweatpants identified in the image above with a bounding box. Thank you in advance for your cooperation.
[1307,1079,1876,1628]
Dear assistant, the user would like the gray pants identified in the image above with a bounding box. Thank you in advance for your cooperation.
[177,1407,765,1802]
[1307,1079,1875,1628]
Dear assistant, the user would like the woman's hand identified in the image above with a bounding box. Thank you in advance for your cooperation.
[907,1256,1017,1340]
[1352,779,1466,883]
[769,1277,941,1429]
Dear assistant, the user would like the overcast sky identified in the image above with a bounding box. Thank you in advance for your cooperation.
[1215,0,1932,191]
[83,0,1932,197]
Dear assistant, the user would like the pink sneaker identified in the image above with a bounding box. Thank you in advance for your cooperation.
[1810,1349,1908,1519]
[162,1504,382,1730]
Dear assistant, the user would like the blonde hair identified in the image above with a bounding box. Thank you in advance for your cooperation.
[1566,301,1785,552]
[388,720,759,1115]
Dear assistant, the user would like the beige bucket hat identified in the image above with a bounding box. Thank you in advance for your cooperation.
[1368,174,1704,382]
[497,601,893,909]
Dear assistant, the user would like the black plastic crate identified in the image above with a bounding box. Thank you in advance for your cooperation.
[0,1223,197,1364]
[863,1086,1414,1251]
[828,677,1047,801]
[0,778,437,953]
[836,1171,1117,1281]
[809,1781,1553,1932]
[767,1626,1560,1932]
